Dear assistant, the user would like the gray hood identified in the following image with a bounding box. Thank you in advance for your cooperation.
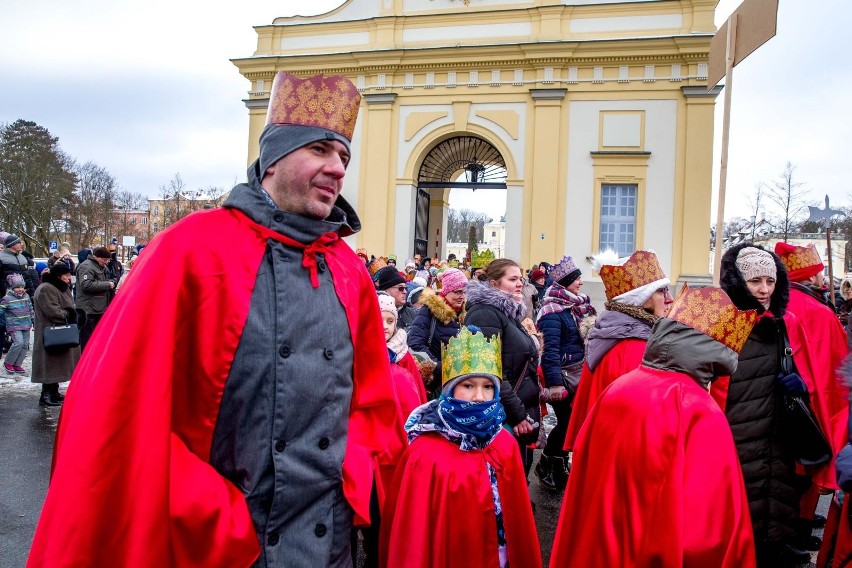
[641,318,739,389]
[585,310,653,371]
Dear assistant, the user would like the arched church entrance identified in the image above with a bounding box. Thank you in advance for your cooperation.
[414,135,507,258]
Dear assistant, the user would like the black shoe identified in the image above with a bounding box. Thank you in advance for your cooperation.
[790,534,821,552]
[802,514,827,529]
[49,385,64,404]
[780,543,812,563]
[535,456,558,491]
[39,391,62,407]
[551,456,570,489]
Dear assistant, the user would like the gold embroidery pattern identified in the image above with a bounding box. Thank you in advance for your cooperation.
[369,257,388,276]
[780,244,822,273]
[599,251,666,300]
[265,73,361,140]
[441,327,503,386]
[667,284,758,353]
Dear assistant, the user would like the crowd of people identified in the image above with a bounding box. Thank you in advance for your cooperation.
[0,232,140,405]
[20,71,852,568]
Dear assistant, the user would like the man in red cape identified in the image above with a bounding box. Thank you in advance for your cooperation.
[27,72,404,568]
[775,242,849,492]
[562,250,672,453]
[551,286,757,568]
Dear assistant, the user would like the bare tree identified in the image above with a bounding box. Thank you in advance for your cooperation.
[0,120,77,254]
[68,162,117,249]
[112,190,149,242]
[764,162,810,242]
[159,173,187,227]
[446,208,491,242]
[202,185,227,208]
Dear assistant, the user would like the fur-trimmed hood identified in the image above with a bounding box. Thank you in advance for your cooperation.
[720,242,789,316]
[464,279,527,321]
[419,287,461,324]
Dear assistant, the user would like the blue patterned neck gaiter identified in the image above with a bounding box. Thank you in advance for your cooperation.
[437,395,506,445]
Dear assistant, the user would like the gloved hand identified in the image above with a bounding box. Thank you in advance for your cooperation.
[777,372,807,396]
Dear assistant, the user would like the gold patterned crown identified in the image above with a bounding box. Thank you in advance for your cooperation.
[774,242,824,281]
[598,250,666,301]
[368,257,387,276]
[667,284,759,353]
[470,249,495,269]
[265,72,361,141]
[441,327,503,386]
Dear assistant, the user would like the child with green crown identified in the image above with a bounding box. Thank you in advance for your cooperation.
[379,326,541,568]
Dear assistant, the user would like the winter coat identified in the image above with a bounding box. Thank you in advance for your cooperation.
[32,278,80,384]
[0,249,27,298]
[718,242,799,552]
[537,307,586,388]
[407,288,463,376]
[0,290,34,331]
[521,280,538,318]
[397,303,418,331]
[76,257,113,315]
[463,280,539,428]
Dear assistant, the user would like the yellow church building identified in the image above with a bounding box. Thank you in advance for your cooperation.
[232,0,720,289]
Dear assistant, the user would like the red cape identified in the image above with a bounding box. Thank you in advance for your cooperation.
[28,208,405,567]
[564,338,646,451]
[710,301,849,490]
[785,288,849,489]
[376,352,427,501]
[380,429,542,568]
[552,367,755,568]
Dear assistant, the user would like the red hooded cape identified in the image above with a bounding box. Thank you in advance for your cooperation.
[711,302,848,490]
[28,207,404,568]
[785,287,849,489]
[563,338,646,451]
[380,429,542,568]
[376,352,427,500]
[552,367,755,568]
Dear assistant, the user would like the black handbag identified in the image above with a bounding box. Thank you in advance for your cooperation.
[43,318,80,352]
[778,328,832,467]
[560,360,584,393]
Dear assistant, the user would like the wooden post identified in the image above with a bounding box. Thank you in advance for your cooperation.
[827,227,835,303]
[712,13,738,285]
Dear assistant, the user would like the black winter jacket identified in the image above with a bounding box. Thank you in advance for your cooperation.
[463,280,539,429]
[720,243,799,553]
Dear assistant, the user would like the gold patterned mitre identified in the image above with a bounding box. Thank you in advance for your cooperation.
[368,257,387,276]
[667,284,759,353]
[441,327,503,386]
[774,242,824,281]
[265,72,361,141]
[598,250,666,301]
[470,249,495,269]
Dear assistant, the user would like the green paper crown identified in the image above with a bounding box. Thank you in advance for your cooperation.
[441,327,502,386]
[470,248,495,269]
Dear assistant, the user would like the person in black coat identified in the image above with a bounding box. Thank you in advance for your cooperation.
[719,242,813,566]
[464,259,540,474]
[407,268,467,396]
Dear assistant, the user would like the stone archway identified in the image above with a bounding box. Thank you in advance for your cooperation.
[414,135,507,258]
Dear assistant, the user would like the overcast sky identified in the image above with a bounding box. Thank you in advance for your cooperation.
[2,0,848,224]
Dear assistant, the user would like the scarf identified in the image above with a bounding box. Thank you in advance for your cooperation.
[537,284,597,324]
[585,308,655,372]
[405,397,506,451]
[603,300,659,327]
[387,327,409,361]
